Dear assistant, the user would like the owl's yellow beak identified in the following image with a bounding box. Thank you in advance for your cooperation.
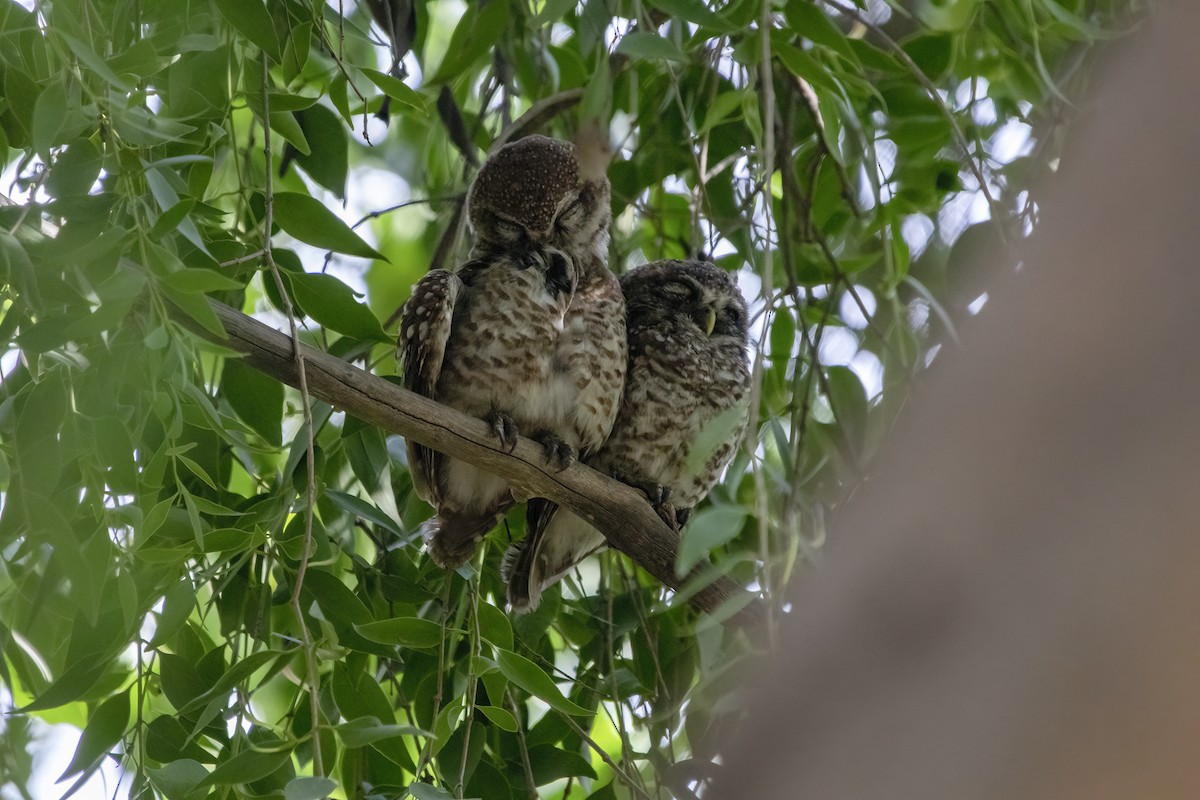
[704,308,717,336]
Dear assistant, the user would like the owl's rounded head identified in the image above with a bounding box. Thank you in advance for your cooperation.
[621,260,749,344]
[468,134,611,257]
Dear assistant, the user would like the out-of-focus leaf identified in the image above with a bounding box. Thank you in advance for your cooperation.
[31,79,66,158]
[676,505,748,576]
[58,688,130,780]
[284,777,338,800]
[648,0,739,32]
[148,759,210,800]
[616,33,688,63]
[212,0,282,62]
[430,0,510,83]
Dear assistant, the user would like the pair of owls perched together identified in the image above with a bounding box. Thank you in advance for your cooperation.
[398,134,750,610]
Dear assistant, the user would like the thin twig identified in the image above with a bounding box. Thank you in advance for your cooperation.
[261,53,324,778]
[350,195,460,230]
[507,691,538,800]
[560,714,653,800]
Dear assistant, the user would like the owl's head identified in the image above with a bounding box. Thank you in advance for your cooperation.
[468,134,611,258]
[621,260,749,346]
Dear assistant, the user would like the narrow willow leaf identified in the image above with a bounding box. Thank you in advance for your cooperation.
[334,717,431,747]
[355,618,443,649]
[31,79,66,158]
[361,68,425,113]
[272,192,384,260]
[476,705,518,732]
[647,0,739,32]
[615,33,688,63]
[476,601,513,651]
[199,747,291,787]
[58,688,130,780]
[495,649,590,716]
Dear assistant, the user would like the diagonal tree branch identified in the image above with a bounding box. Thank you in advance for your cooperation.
[190,299,761,624]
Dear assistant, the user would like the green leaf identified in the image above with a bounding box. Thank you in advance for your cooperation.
[200,746,291,787]
[294,105,349,198]
[59,688,130,780]
[615,33,688,63]
[407,784,466,800]
[528,744,598,785]
[334,717,431,747]
[178,649,285,714]
[430,0,510,83]
[495,648,591,716]
[355,617,443,649]
[57,31,132,90]
[676,505,748,576]
[476,601,513,651]
[149,578,197,648]
[162,267,243,294]
[902,33,954,81]
[284,777,338,800]
[531,0,577,26]
[212,0,282,62]
[300,569,373,625]
[221,358,284,446]
[45,135,100,196]
[324,489,408,537]
[148,759,210,800]
[288,272,390,342]
[272,192,384,260]
[270,111,309,155]
[683,401,747,479]
[647,0,739,32]
[361,68,426,113]
[476,705,517,732]
[31,79,66,158]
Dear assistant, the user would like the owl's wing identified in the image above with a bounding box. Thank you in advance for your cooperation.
[502,498,607,611]
[398,268,464,505]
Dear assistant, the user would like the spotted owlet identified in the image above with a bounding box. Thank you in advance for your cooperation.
[398,134,627,568]
[503,259,752,609]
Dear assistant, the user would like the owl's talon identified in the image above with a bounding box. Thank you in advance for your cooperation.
[535,432,576,472]
[485,409,520,452]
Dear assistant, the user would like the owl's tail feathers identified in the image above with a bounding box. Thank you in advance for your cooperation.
[424,508,505,569]
[503,499,607,612]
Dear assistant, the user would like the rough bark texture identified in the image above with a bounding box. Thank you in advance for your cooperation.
[199,300,759,622]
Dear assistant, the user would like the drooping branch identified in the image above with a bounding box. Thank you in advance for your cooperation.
[191,299,760,623]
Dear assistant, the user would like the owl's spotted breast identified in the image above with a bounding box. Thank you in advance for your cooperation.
[505,259,750,610]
